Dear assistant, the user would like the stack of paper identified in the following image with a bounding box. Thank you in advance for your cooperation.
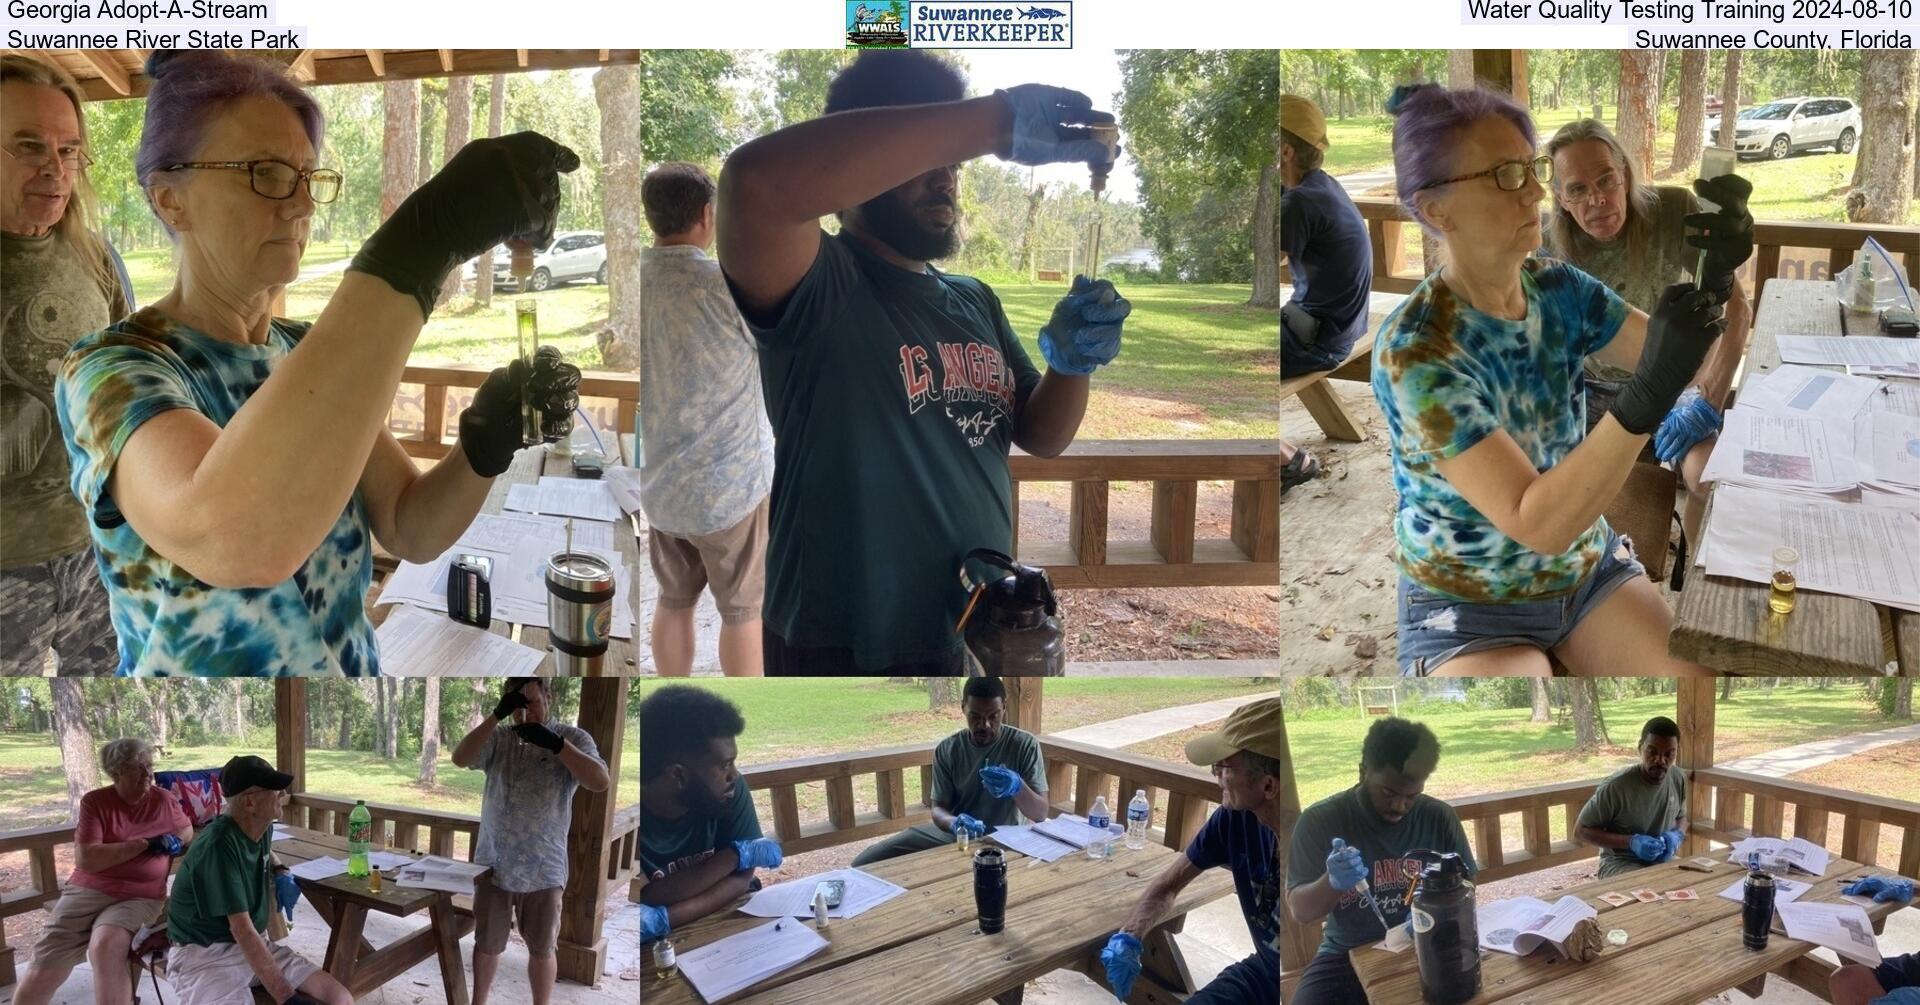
[365,851,416,871]
[1030,813,1124,850]
[738,868,907,920]
[1779,336,1920,368]
[1727,837,1832,877]
[375,604,549,677]
[1718,874,1813,906]
[1700,485,1920,613]
[987,824,1081,863]
[678,918,828,1003]
[1476,895,1597,957]
[1777,901,1882,967]
[505,477,624,523]
[393,855,489,896]
[375,511,633,639]
[1701,407,1858,495]
[287,857,349,881]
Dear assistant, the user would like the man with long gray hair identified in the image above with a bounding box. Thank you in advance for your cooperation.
[0,53,131,675]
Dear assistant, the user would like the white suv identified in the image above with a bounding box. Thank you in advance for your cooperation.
[475,230,608,292]
[1703,97,1861,161]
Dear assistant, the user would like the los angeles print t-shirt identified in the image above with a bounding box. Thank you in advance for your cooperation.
[731,230,1042,670]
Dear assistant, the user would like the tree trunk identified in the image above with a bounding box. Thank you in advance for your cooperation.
[1249,158,1280,308]
[418,678,441,786]
[1897,679,1914,719]
[594,63,644,371]
[385,680,402,759]
[1015,183,1045,275]
[1718,52,1743,149]
[380,80,421,225]
[1615,51,1660,180]
[927,679,958,710]
[1529,678,1552,723]
[1569,680,1603,752]
[1846,50,1918,225]
[374,679,388,755]
[417,82,436,190]
[1721,675,1735,701]
[470,679,491,728]
[230,680,246,743]
[147,680,169,749]
[337,689,352,749]
[1669,51,1708,174]
[1447,50,1475,89]
[440,76,473,303]
[52,679,97,821]
[475,74,507,309]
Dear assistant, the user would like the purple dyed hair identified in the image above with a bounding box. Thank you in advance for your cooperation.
[1388,83,1536,235]
[135,51,324,232]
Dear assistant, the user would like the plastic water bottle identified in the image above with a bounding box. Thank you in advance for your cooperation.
[347,800,371,878]
[1126,789,1150,850]
[1087,796,1112,860]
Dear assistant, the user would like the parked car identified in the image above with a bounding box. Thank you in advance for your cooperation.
[466,230,608,292]
[1702,97,1860,161]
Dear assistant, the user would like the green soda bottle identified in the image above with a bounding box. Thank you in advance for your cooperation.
[347,800,371,878]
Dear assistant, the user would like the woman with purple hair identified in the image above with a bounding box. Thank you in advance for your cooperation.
[53,51,581,676]
[1369,83,1751,677]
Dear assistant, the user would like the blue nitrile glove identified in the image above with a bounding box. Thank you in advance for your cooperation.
[274,870,300,922]
[953,814,988,838]
[1661,829,1685,861]
[1653,388,1722,466]
[1870,989,1920,1005]
[1099,932,1143,1000]
[1843,876,1916,903]
[980,765,1024,798]
[995,85,1117,167]
[1629,834,1666,863]
[146,833,183,858]
[732,838,784,873]
[1327,838,1367,891]
[640,904,670,943]
[1038,276,1132,376]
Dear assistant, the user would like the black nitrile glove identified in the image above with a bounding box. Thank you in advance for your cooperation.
[1685,175,1754,305]
[349,131,580,320]
[1610,283,1725,436]
[527,345,582,443]
[457,349,582,478]
[492,688,529,723]
[513,722,565,754]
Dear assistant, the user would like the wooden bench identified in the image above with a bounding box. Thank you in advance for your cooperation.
[1279,332,1374,442]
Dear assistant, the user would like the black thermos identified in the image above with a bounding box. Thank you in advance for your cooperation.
[973,847,1009,934]
[1412,852,1481,1005]
[1742,853,1775,951]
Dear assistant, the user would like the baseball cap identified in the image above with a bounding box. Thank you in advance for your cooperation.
[221,755,294,797]
[1280,94,1330,152]
[1185,697,1283,767]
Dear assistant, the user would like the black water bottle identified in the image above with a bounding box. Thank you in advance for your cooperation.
[1412,852,1480,1005]
[1743,852,1775,951]
[959,549,1065,677]
[973,846,1009,934]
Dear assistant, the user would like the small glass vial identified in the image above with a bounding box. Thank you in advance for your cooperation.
[1769,547,1799,615]
[651,938,677,980]
[956,826,970,854]
[515,299,542,446]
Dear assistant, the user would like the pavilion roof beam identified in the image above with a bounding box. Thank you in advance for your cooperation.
[288,49,316,82]
[365,49,386,77]
[78,50,130,96]
[516,49,529,68]
[437,49,454,73]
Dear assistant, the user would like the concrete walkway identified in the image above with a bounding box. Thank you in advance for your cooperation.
[1051,691,1280,748]
[1720,721,1920,777]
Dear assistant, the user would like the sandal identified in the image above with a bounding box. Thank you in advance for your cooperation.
[1281,448,1323,495]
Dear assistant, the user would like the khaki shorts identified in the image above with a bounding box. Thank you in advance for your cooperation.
[473,872,563,956]
[29,884,166,971]
[648,498,767,624]
[167,940,321,1005]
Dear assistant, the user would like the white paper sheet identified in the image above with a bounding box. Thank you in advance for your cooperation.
[737,868,908,920]
[377,513,632,640]
[271,824,296,843]
[1476,895,1597,957]
[1031,813,1123,850]
[986,824,1079,863]
[1702,485,1920,613]
[1779,336,1920,367]
[679,917,829,1004]
[602,465,644,514]
[375,605,549,677]
[287,857,348,881]
[1865,380,1920,418]
[365,851,416,871]
[393,855,489,896]
[1718,874,1813,906]
[1727,837,1832,877]
[1741,364,1883,420]
[1856,410,1920,489]
[504,477,623,523]
[1703,407,1855,493]
[1849,362,1920,378]
[1777,901,1882,967]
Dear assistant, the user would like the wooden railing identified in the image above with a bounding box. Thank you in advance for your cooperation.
[1283,196,1920,301]
[285,793,481,860]
[0,824,73,986]
[388,368,1279,591]
[737,736,1225,859]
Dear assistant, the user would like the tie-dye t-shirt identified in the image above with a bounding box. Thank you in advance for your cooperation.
[54,308,377,676]
[1370,257,1630,603]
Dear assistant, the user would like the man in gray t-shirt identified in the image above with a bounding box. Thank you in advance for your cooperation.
[1576,716,1688,878]
[852,677,1050,866]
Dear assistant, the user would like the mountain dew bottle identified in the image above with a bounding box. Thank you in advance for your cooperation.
[347,800,371,878]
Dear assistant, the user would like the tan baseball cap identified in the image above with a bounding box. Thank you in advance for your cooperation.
[1185,697,1283,767]
[1281,94,1330,152]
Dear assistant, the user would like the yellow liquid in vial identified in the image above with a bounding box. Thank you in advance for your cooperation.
[515,300,540,445]
[1769,570,1797,614]
[957,830,970,853]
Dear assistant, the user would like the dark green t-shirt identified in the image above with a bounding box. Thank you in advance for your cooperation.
[930,725,1048,827]
[1286,784,1477,955]
[639,779,763,881]
[730,230,1043,670]
[167,814,272,946]
[1577,762,1686,878]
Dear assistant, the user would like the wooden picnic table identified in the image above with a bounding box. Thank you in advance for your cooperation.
[638,837,1237,1005]
[1351,852,1907,1005]
[271,824,478,1004]
[368,440,644,675]
[1670,278,1920,675]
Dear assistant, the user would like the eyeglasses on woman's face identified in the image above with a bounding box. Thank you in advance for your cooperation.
[1418,154,1554,194]
[159,159,342,203]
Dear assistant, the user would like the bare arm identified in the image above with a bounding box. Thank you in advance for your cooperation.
[1287,873,1351,926]
[75,838,148,873]
[1697,281,1750,409]
[639,847,746,906]
[1120,855,1203,940]
[357,429,495,564]
[230,914,296,1002]
[929,798,960,835]
[718,97,1012,315]
[1013,373,1089,458]
[451,716,498,769]
[1012,784,1051,824]
[560,742,610,792]
[107,275,426,587]
[1432,415,1647,556]
[1576,825,1636,851]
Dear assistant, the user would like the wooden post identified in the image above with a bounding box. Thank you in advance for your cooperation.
[1279,700,1318,979]
[1676,679,1716,855]
[1002,678,1044,736]
[1471,50,1530,105]
[557,679,626,986]
[275,679,308,794]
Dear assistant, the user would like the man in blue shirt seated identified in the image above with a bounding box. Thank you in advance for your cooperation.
[1280,93,1373,495]
[1097,697,1280,1004]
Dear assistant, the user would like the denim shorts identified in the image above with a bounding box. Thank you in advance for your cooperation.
[1397,531,1647,676]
